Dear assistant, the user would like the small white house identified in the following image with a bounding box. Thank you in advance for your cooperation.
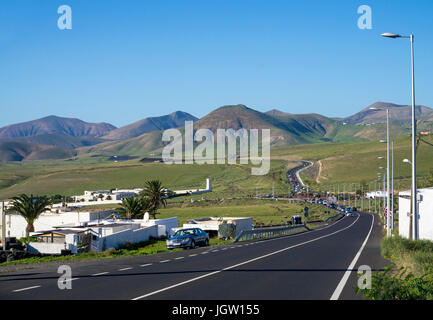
[26,217,179,254]
[398,187,433,241]
[366,191,387,199]
[5,210,115,238]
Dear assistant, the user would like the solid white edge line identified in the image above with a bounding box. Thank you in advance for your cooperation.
[330,212,375,300]
[12,285,41,292]
[92,272,109,276]
[65,278,80,282]
[132,214,360,300]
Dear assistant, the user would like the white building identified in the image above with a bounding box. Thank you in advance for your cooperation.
[5,210,115,239]
[172,178,212,196]
[398,187,433,241]
[26,216,179,254]
[67,178,212,206]
[366,191,387,199]
[180,216,253,238]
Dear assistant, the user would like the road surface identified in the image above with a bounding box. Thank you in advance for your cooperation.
[0,211,388,300]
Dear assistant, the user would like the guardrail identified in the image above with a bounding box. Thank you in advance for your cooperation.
[234,224,309,243]
[325,212,345,223]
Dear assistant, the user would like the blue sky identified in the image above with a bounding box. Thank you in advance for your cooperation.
[1,0,432,128]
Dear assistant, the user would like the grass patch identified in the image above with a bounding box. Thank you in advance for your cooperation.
[158,198,334,226]
[356,235,433,300]
[381,235,433,276]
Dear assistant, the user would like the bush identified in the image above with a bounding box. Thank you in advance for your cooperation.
[381,235,433,275]
[357,235,433,300]
[357,264,433,300]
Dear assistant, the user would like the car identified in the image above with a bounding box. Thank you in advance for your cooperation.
[345,208,355,216]
[166,228,209,250]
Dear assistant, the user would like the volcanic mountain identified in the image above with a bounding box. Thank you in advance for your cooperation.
[101,111,198,141]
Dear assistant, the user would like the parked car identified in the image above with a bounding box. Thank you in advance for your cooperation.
[166,228,209,250]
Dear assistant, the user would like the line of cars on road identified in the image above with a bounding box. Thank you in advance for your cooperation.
[286,161,310,194]
[338,206,356,217]
[308,198,356,217]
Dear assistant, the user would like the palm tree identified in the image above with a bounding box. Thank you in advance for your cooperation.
[9,194,52,237]
[140,180,167,219]
[116,197,150,219]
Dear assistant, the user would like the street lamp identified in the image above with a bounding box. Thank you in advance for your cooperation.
[371,106,391,236]
[403,158,414,239]
[382,31,417,239]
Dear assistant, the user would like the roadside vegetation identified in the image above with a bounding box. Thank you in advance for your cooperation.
[357,235,433,300]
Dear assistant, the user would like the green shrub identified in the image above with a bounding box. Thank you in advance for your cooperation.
[357,264,433,300]
[358,235,433,300]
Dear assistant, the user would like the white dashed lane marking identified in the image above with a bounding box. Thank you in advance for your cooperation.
[12,286,41,292]
[118,267,133,271]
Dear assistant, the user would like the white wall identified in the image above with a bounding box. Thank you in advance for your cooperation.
[53,199,122,208]
[5,210,113,238]
[27,242,76,255]
[143,217,178,236]
[98,225,158,251]
[399,188,433,241]
[234,218,254,236]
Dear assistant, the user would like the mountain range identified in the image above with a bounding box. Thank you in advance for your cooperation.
[0,102,432,162]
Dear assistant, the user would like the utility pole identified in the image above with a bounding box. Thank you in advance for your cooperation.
[368,183,371,212]
[337,184,340,205]
[374,180,377,213]
[386,109,391,236]
[1,202,5,251]
[348,184,351,208]
[391,141,394,230]
[383,174,386,223]
[343,184,346,206]
[354,183,357,209]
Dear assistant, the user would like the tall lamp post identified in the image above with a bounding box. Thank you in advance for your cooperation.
[391,141,394,230]
[382,32,417,239]
[403,158,414,239]
[370,106,391,236]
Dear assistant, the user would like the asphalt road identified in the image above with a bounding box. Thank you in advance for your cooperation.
[0,211,388,300]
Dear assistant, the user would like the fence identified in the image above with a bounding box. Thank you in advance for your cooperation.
[234,224,309,243]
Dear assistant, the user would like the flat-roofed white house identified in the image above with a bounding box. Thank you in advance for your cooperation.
[26,217,179,254]
[399,187,433,241]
